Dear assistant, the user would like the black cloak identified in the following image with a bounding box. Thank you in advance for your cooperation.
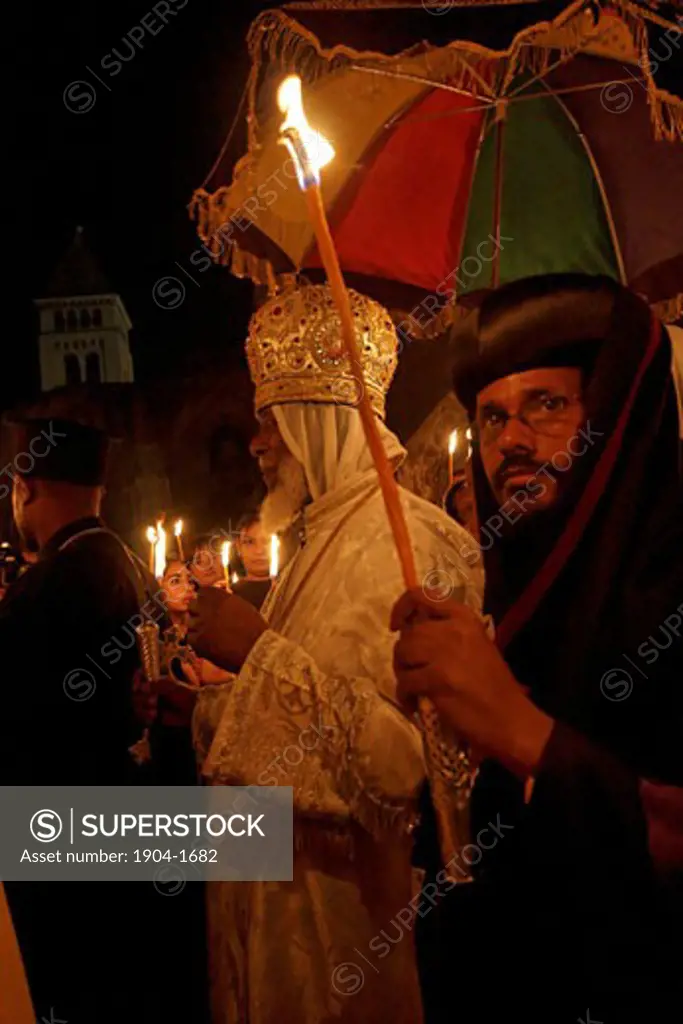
[417,274,683,1024]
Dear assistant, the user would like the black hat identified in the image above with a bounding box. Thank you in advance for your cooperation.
[10,418,110,486]
[450,274,650,418]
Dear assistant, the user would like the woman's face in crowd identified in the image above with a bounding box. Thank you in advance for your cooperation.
[238,521,270,578]
[162,561,195,614]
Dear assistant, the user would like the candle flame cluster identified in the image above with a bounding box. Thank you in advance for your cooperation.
[146,518,184,578]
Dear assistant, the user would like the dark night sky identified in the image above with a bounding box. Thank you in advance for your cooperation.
[10,0,274,409]
[10,1,682,412]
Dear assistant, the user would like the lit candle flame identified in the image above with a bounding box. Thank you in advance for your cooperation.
[146,526,157,544]
[448,430,458,456]
[277,75,335,190]
[154,520,166,579]
[221,540,231,583]
[231,571,239,586]
[466,426,473,458]
[174,519,183,537]
[270,535,281,578]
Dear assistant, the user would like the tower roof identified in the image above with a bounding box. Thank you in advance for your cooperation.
[45,227,113,298]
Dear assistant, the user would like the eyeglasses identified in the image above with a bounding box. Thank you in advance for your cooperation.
[476,391,583,444]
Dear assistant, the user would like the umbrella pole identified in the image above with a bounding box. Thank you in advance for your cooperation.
[304,184,467,880]
[491,102,507,290]
[278,76,471,880]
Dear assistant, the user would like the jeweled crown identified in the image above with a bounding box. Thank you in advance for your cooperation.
[246,284,399,419]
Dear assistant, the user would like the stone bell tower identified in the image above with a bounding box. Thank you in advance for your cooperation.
[35,227,134,392]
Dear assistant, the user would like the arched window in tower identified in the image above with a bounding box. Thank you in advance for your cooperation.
[54,310,66,332]
[66,309,78,330]
[64,354,82,385]
[85,351,101,384]
[92,308,102,327]
[81,309,92,329]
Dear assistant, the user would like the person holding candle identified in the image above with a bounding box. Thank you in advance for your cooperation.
[157,559,234,689]
[392,275,683,1024]
[0,415,203,1023]
[143,560,234,785]
[187,284,483,1024]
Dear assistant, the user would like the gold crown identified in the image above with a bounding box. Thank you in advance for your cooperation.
[246,284,399,419]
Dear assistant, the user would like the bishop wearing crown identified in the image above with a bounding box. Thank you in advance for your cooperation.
[189,284,483,1024]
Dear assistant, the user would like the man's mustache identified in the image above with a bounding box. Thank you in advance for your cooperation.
[493,457,543,491]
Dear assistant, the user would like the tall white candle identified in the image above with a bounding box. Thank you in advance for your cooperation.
[154,521,166,579]
[270,535,280,578]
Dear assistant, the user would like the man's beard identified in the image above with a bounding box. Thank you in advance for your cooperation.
[260,452,310,535]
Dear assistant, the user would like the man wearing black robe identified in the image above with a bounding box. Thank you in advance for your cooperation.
[0,417,207,1024]
[393,275,683,1024]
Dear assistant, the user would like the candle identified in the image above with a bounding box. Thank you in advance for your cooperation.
[277,75,464,875]
[270,535,280,578]
[146,526,157,574]
[221,540,231,584]
[277,77,416,586]
[448,430,458,482]
[154,520,166,580]
[174,519,185,561]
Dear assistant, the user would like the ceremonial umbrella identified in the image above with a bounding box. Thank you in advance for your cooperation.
[191,1,683,336]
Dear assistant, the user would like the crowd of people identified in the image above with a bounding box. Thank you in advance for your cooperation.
[0,273,681,1024]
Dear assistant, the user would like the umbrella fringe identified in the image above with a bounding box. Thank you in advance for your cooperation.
[187,192,297,294]
[247,9,353,89]
[651,93,683,143]
[605,0,683,142]
[188,181,683,333]
[246,7,523,100]
[242,5,683,141]
[246,4,594,92]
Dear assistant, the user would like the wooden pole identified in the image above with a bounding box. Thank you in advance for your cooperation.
[305,182,465,875]
[491,102,507,290]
